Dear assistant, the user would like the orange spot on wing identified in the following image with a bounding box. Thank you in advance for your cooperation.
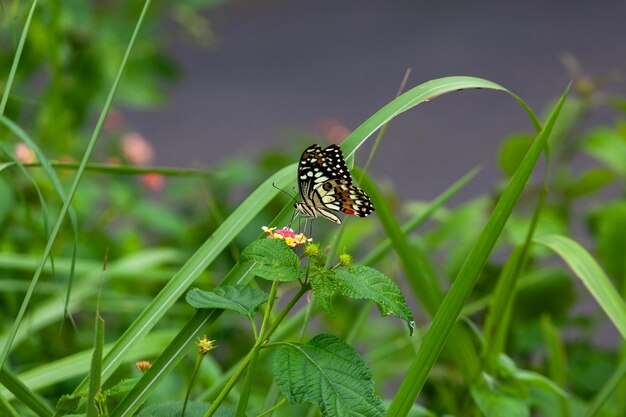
[343,208,356,215]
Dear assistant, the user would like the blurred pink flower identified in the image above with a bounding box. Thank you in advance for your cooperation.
[317,118,351,144]
[140,173,165,192]
[14,143,36,163]
[121,132,154,166]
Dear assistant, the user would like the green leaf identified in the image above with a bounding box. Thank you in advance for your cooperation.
[103,379,138,398]
[535,235,626,340]
[335,266,414,334]
[56,392,86,414]
[185,286,268,317]
[273,334,385,417]
[564,168,614,198]
[590,202,626,290]
[310,268,339,316]
[581,127,626,175]
[240,238,304,281]
[498,133,534,177]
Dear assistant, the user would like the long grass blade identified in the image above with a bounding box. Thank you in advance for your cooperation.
[75,76,541,402]
[536,234,626,339]
[0,0,153,369]
[0,0,37,114]
[358,168,480,380]
[386,85,569,417]
[86,315,105,417]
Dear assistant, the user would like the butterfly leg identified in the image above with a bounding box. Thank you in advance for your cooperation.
[287,208,298,229]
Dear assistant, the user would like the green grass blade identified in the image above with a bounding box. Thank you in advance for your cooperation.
[536,234,626,339]
[7,161,214,178]
[76,76,537,405]
[86,315,105,417]
[73,166,293,394]
[386,85,569,417]
[0,0,37,114]
[361,167,480,266]
[0,331,175,400]
[0,366,53,417]
[482,177,548,369]
[0,115,81,320]
[356,167,442,315]
[0,0,153,369]
[340,76,540,159]
[358,168,480,380]
[109,310,221,417]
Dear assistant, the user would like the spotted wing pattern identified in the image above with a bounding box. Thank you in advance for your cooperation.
[296,144,375,224]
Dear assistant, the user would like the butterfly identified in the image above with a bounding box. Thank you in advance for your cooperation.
[293,144,375,224]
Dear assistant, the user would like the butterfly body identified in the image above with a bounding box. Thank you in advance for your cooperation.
[294,144,375,224]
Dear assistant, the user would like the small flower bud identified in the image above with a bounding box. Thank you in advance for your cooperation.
[136,360,152,373]
[197,335,216,355]
[305,243,321,257]
[338,252,352,267]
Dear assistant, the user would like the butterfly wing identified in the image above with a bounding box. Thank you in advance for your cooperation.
[314,179,375,218]
[296,143,375,223]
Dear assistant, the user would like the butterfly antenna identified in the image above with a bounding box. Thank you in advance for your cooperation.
[272,182,297,202]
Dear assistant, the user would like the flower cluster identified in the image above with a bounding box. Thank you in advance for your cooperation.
[262,226,312,248]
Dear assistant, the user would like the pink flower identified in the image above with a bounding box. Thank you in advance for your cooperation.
[121,132,154,166]
[14,143,36,163]
[140,173,165,192]
[262,226,312,248]
[317,118,351,144]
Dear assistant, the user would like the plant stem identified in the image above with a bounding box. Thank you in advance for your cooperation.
[181,353,204,417]
[204,283,309,417]
[254,398,287,417]
[234,281,278,417]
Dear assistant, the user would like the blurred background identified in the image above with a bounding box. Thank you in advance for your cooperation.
[3,1,626,415]
[124,0,626,199]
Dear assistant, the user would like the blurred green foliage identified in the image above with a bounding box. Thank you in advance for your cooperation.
[1,2,626,416]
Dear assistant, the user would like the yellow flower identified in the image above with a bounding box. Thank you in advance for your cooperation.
[197,335,216,355]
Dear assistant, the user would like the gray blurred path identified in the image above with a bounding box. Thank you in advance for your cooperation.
[127,0,626,199]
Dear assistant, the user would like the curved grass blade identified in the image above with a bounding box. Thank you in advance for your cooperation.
[0,116,80,322]
[84,76,541,408]
[535,235,626,339]
[73,165,293,394]
[341,76,540,159]
[386,85,569,417]
[0,0,37,114]
[0,0,153,369]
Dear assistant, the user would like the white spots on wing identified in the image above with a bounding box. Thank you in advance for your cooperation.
[307,171,313,177]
